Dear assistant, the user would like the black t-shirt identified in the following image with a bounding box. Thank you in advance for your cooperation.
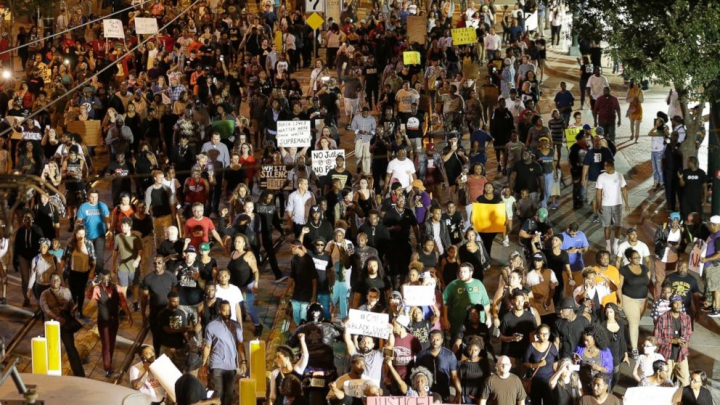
[309,251,331,293]
[131,214,154,238]
[363,64,380,86]
[543,248,570,286]
[157,307,188,348]
[157,239,185,270]
[500,309,537,358]
[142,270,179,308]
[553,314,590,359]
[404,112,425,139]
[290,253,318,302]
[681,169,707,201]
[354,276,393,308]
[512,161,543,193]
[666,272,700,311]
[324,168,353,190]
[442,212,464,245]
[175,261,204,306]
[105,160,133,194]
[383,207,418,241]
[619,264,650,299]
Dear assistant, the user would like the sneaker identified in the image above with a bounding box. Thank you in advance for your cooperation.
[551,202,558,210]
[592,215,600,223]
[502,238,510,247]
[105,370,113,378]
[709,310,720,318]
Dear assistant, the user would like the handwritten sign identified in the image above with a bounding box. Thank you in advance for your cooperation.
[277,120,312,147]
[403,51,421,65]
[259,164,288,190]
[306,0,325,12]
[565,127,594,149]
[346,309,389,339]
[407,16,427,45]
[623,387,680,405]
[343,379,371,398]
[326,0,341,24]
[367,397,432,405]
[471,202,507,233]
[402,285,436,306]
[135,17,159,34]
[311,149,345,177]
[103,19,125,39]
[451,27,477,45]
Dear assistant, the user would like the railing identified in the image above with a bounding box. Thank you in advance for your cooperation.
[112,325,151,386]
[0,310,42,366]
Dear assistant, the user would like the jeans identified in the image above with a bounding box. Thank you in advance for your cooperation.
[651,151,664,184]
[317,293,331,320]
[210,368,236,405]
[331,277,350,320]
[291,300,310,325]
[543,172,554,208]
[242,281,260,326]
[90,236,106,273]
[599,123,616,142]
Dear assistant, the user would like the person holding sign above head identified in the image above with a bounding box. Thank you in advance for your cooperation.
[327,354,376,405]
[343,319,393,385]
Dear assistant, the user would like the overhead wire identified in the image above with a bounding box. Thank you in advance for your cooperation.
[0,0,156,58]
[0,0,203,140]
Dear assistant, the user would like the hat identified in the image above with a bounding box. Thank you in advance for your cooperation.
[395,314,410,329]
[582,124,591,131]
[199,242,210,251]
[552,233,564,243]
[412,179,426,191]
[670,295,683,302]
[626,227,637,235]
[532,252,545,262]
[558,297,576,310]
[537,208,548,222]
[595,126,605,135]
[710,215,720,225]
[426,143,436,152]
[185,245,197,253]
[669,212,681,221]
[362,106,369,111]
[504,58,512,65]
[313,236,327,244]
[334,228,346,235]
[310,205,321,214]
[575,131,586,140]
[657,111,669,124]
[389,291,403,299]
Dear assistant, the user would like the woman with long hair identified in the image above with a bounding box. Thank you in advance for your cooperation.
[459,229,491,282]
[269,338,309,405]
[573,325,614,391]
[458,336,490,404]
[238,142,257,191]
[27,238,58,303]
[549,357,583,405]
[227,234,262,335]
[600,302,629,388]
[62,226,96,318]
[618,247,650,358]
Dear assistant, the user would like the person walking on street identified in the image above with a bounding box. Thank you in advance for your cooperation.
[596,160,630,255]
[592,87,621,142]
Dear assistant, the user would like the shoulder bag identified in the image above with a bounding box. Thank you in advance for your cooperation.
[522,343,551,395]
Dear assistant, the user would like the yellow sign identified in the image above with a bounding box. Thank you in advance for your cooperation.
[403,51,421,65]
[471,202,507,233]
[565,127,595,149]
[274,31,283,52]
[306,12,324,31]
[452,27,477,45]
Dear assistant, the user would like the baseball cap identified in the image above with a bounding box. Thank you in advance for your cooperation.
[362,106,369,111]
[558,297,576,310]
[199,243,210,252]
[552,233,564,243]
[595,126,605,135]
[532,252,545,262]
[710,215,720,225]
[426,143,436,152]
[389,291,402,300]
[582,124,591,130]
[412,179,426,191]
[669,212,681,221]
[670,295,683,302]
[185,245,197,253]
[310,205,321,214]
[537,208,549,222]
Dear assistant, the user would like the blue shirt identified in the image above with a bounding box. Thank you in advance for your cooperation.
[415,347,457,399]
[204,318,243,370]
[554,90,575,110]
[77,202,110,239]
[561,231,589,272]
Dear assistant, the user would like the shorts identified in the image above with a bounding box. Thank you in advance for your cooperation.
[601,204,622,227]
[551,182,561,197]
[586,181,597,201]
[706,263,720,292]
[117,270,136,287]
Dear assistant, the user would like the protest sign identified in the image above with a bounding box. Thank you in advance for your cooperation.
[343,379,372,398]
[326,0,341,25]
[135,17,159,34]
[471,202,507,233]
[403,51,421,65]
[451,27,477,45]
[407,16,427,44]
[346,309,389,339]
[311,149,345,177]
[103,19,125,39]
[402,285,436,306]
[623,387,679,405]
[367,397,432,405]
[277,120,312,147]
[565,127,594,149]
[259,165,288,190]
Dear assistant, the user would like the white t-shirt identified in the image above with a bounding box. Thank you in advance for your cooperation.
[396,89,419,113]
[616,241,651,266]
[386,158,416,188]
[596,171,626,206]
[586,75,610,99]
[128,362,166,402]
[662,229,681,263]
[215,283,244,321]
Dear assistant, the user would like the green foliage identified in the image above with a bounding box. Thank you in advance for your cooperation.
[570,0,720,101]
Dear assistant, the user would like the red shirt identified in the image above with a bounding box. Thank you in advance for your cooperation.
[183,216,215,249]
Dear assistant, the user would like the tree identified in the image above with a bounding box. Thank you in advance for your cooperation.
[571,0,720,214]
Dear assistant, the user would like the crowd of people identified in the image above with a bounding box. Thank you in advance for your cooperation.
[0,0,717,404]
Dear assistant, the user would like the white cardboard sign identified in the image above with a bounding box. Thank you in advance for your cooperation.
[277,120,312,147]
[311,149,345,177]
[103,19,125,39]
[346,309,389,339]
[402,285,436,306]
[135,17,159,34]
